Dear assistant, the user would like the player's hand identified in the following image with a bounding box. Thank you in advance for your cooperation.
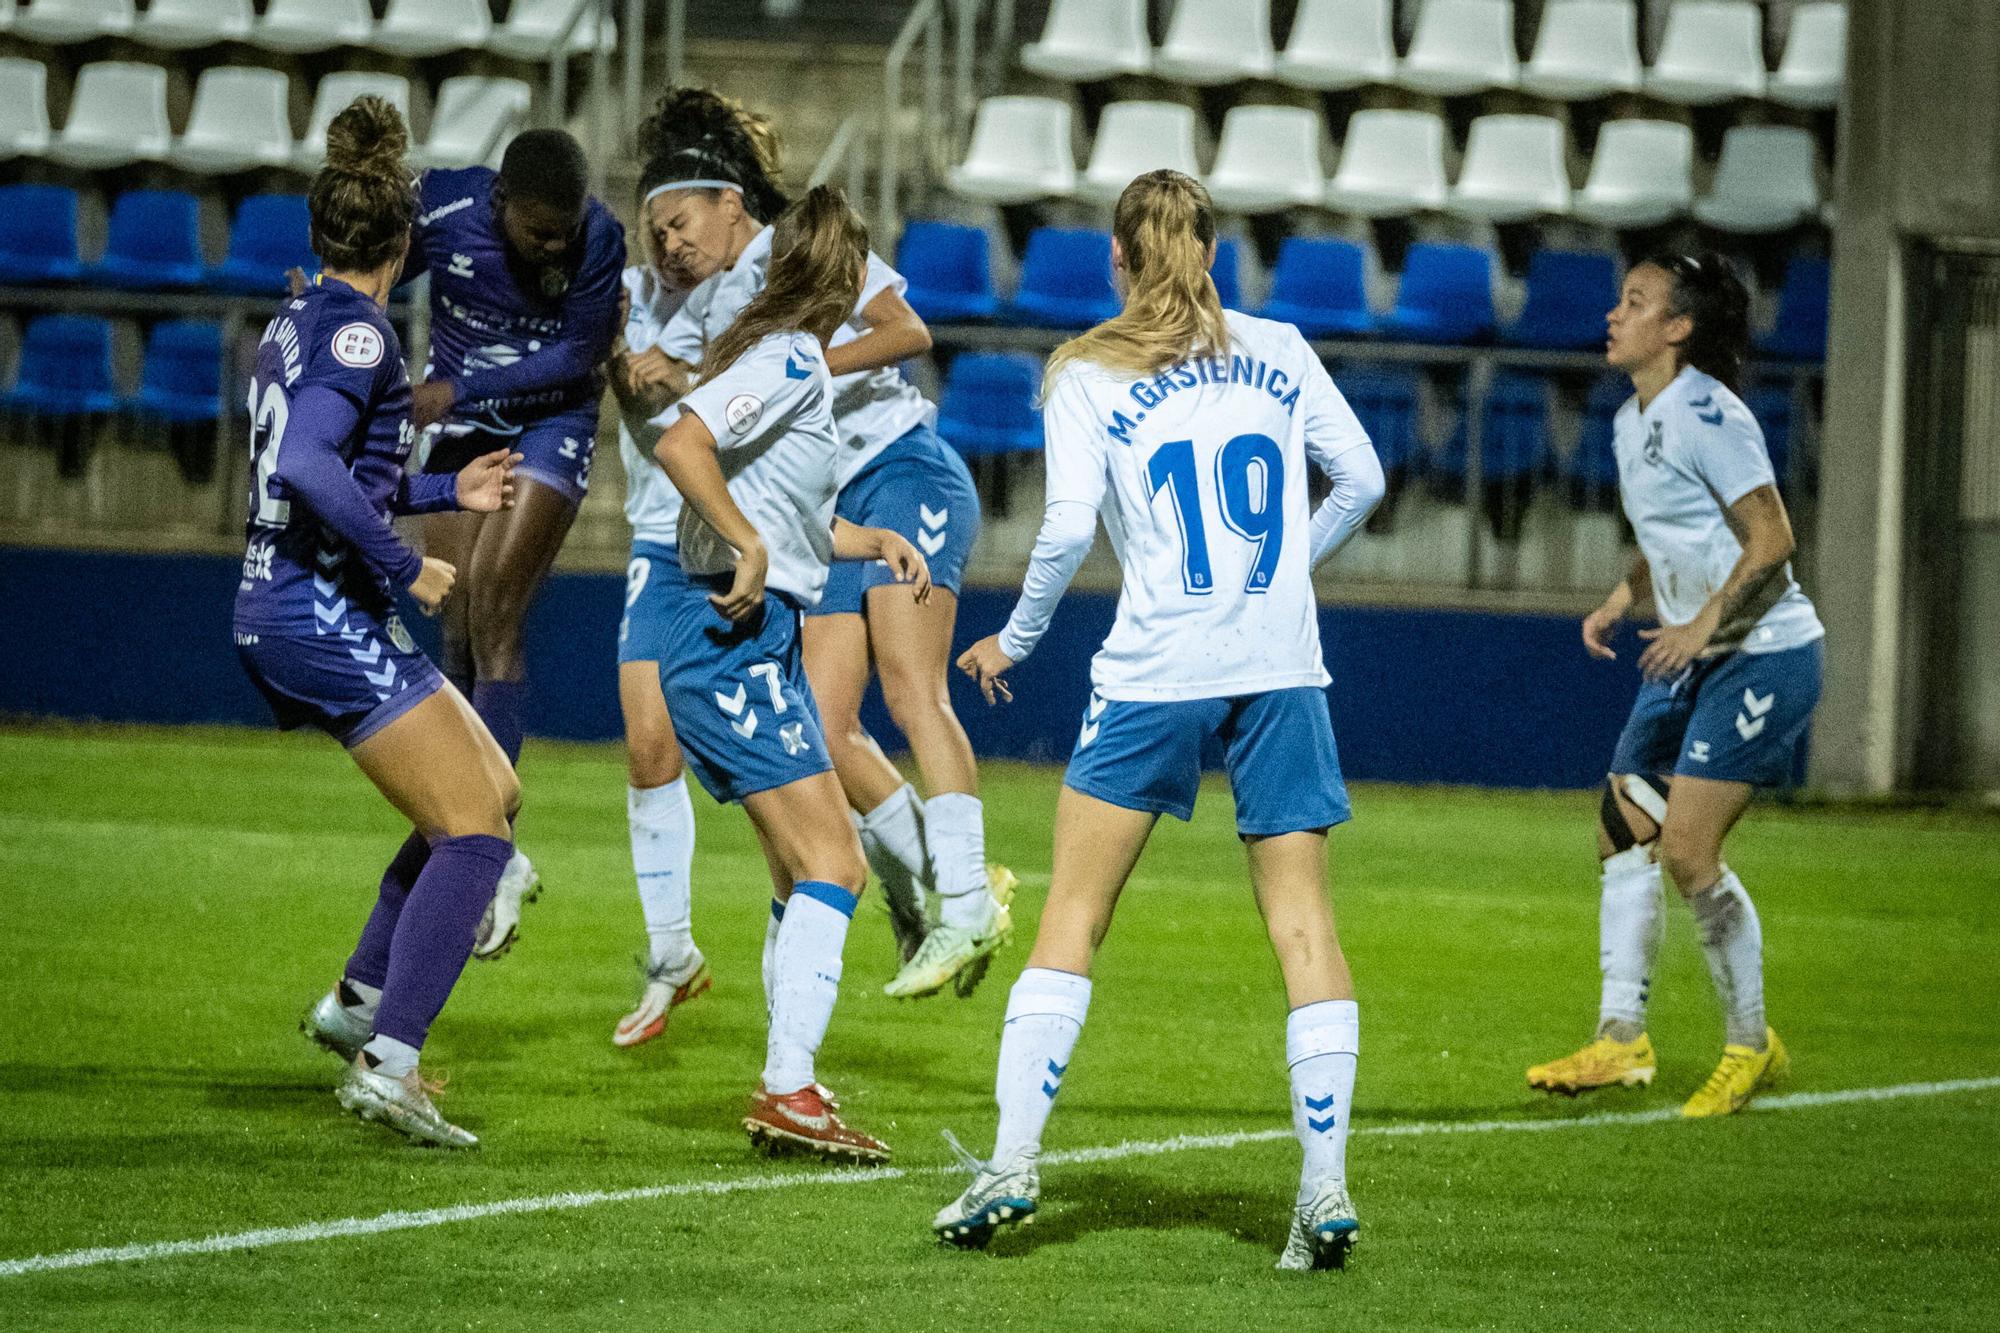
[711,540,769,623]
[409,557,456,615]
[456,449,521,513]
[873,529,932,605]
[410,380,457,430]
[956,635,1015,706]
[1637,610,1716,682]
[1581,601,1622,661]
[622,346,678,391]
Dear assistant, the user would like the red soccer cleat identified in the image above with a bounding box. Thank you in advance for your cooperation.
[612,958,713,1049]
[743,1082,890,1164]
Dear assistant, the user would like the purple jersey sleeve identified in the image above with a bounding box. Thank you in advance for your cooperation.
[392,471,460,515]
[270,384,423,591]
[445,203,625,406]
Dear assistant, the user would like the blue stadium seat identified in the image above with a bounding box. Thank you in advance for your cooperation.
[1431,370,1551,540]
[1505,250,1619,350]
[0,184,85,284]
[1379,242,1496,344]
[211,194,312,296]
[1746,382,1795,490]
[132,320,224,422]
[1563,375,1629,508]
[1333,365,1420,477]
[2,314,121,415]
[1211,236,1244,311]
[936,351,1044,456]
[1005,227,1119,328]
[1757,256,1830,361]
[896,220,999,323]
[91,190,207,290]
[1260,236,1374,338]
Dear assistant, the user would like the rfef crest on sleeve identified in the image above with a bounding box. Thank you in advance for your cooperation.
[330,322,385,369]
[725,393,765,435]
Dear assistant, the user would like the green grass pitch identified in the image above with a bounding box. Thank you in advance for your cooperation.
[1,723,1996,1330]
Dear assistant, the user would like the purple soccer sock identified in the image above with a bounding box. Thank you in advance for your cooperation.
[472,679,525,767]
[344,829,432,991]
[371,833,513,1051]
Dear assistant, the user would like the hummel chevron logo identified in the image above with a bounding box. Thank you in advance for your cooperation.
[1303,1094,1335,1112]
[311,576,339,597]
[714,683,748,717]
[362,663,397,689]
[731,710,759,741]
[1307,1113,1338,1134]
[1742,688,1776,718]
[1697,408,1725,426]
[1079,696,1106,748]
[1689,395,1714,408]
[919,504,948,531]
[1087,697,1106,720]
[315,549,343,571]
[784,349,811,380]
[918,528,947,556]
[314,598,349,625]
[348,640,383,666]
[1736,688,1776,741]
[1736,713,1766,741]
[1041,1058,1068,1099]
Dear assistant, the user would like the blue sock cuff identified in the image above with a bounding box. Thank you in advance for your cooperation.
[434,832,514,870]
[770,896,786,922]
[791,879,858,919]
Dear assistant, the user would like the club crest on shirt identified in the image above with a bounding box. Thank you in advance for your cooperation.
[725,393,764,435]
[331,322,385,369]
[538,267,570,299]
[1643,420,1665,465]
[384,615,416,654]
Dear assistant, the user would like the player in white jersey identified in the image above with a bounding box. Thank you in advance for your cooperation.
[648,186,932,1162]
[931,173,1386,1271]
[1527,252,1824,1117]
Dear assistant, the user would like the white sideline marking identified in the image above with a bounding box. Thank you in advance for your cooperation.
[3,1075,1994,1280]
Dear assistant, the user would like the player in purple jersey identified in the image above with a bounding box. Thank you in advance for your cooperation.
[403,130,626,956]
[237,97,522,1150]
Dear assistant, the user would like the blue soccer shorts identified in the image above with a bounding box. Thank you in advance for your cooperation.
[1609,638,1823,787]
[618,540,693,664]
[236,612,445,749]
[425,401,599,505]
[815,422,980,616]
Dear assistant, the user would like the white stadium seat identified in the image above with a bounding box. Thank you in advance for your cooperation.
[1079,101,1202,205]
[420,76,533,170]
[1019,0,1151,82]
[173,66,293,174]
[1693,125,1822,233]
[50,60,169,169]
[1276,0,1397,91]
[135,0,251,49]
[1205,104,1326,213]
[0,2,10,32]
[1770,2,1847,110]
[1520,0,1642,99]
[295,72,413,171]
[1399,0,1519,96]
[1154,0,1276,85]
[254,0,372,53]
[1572,118,1694,228]
[1450,114,1572,221]
[0,57,52,159]
[488,0,612,60]
[948,96,1077,204]
[1646,0,1767,104]
[1326,108,1450,216]
[14,0,131,43]
[373,0,491,59]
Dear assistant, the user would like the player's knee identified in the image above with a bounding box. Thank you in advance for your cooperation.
[1598,774,1663,861]
[494,767,523,825]
[624,727,683,788]
[1655,823,1717,895]
[467,585,530,673]
[879,661,949,731]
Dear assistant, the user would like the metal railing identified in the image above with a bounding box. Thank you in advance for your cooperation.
[808,115,871,206]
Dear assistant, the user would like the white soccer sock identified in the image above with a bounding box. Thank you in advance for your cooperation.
[361,1034,419,1079]
[1598,846,1665,1038]
[628,778,697,975]
[1287,999,1359,1202]
[1690,867,1766,1049]
[858,783,931,918]
[990,968,1091,1168]
[925,791,990,930]
[340,977,382,1022]
[762,883,855,1095]
[762,898,783,1022]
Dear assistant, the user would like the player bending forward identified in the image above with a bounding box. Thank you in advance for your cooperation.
[935,171,1386,1270]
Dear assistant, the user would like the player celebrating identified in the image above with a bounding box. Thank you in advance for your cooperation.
[649,185,931,1160]
[406,128,626,958]
[238,97,521,1149]
[1527,253,1821,1116]
[934,171,1386,1270]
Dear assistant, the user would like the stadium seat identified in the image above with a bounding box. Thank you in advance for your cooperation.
[173,66,293,174]
[1450,114,1572,222]
[1770,2,1846,110]
[1693,126,1821,233]
[1205,104,1325,214]
[1079,101,1202,205]
[50,61,170,169]
[131,320,223,423]
[1326,109,1449,216]
[295,73,413,171]
[1019,0,1150,82]
[1334,365,1420,479]
[1757,256,1831,361]
[948,96,1077,204]
[1211,236,1245,310]
[135,0,250,48]
[1746,383,1795,488]
[1275,0,1397,91]
[0,183,83,283]
[894,220,999,323]
[1505,250,1618,349]
[1573,119,1694,228]
[0,57,52,160]
[1154,0,1276,85]
[1006,227,1119,328]
[1,315,120,416]
[1431,370,1551,539]
[1562,375,1628,508]
[488,0,611,59]
[212,194,313,296]
[1398,0,1519,96]
[1645,1,1767,103]
[936,352,1044,457]
[91,190,206,290]
[253,0,372,52]
[1259,236,1375,338]
[374,0,490,58]
[1519,0,1642,99]
[1380,242,1496,343]
[419,76,532,170]
[13,0,130,43]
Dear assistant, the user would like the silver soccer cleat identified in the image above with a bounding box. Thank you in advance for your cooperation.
[300,986,371,1063]
[472,849,540,961]
[1275,1181,1359,1271]
[335,1059,478,1150]
[931,1131,1038,1249]
[884,876,1014,1000]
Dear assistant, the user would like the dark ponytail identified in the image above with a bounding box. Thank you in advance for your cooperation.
[636,88,789,224]
[310,96,416,274]
[1645,249,1751,393]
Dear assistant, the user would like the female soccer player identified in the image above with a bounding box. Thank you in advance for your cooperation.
[934,171,1386,1271]
[1526,253,1822,1116]
[640,90,1012,997]
[405,127,626,958]
[237,97,520,1149]
[650,185,931,1161]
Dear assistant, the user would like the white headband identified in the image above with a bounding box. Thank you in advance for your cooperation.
[643,179,744,205]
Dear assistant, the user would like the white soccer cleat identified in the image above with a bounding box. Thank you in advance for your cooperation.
[931,1132,1038,1249]
[335,1058,478,1150]
[611,951,714,1048]
[472,850,540,960]
[866,841,933,965]
[300,984,371,1063]
[1275,1180,1359,1271]
[884,881,1013,1000]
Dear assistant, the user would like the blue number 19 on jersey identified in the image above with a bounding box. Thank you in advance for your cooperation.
[1146,433,1285,595]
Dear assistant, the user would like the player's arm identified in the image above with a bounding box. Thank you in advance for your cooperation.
[831,518,931,603]
[654,409,768,622]
[1636,484,1796,679]
[1296,347,1385,566]
[823,283,932,378]
[1584,551,1653,662]
[389,449,519,516]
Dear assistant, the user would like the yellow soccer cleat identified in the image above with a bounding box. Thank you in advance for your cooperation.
[1681,1027,1788,1118]
[1526,1032,1657,1095]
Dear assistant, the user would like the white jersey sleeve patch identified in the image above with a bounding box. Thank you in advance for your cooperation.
[330,322,384,369]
